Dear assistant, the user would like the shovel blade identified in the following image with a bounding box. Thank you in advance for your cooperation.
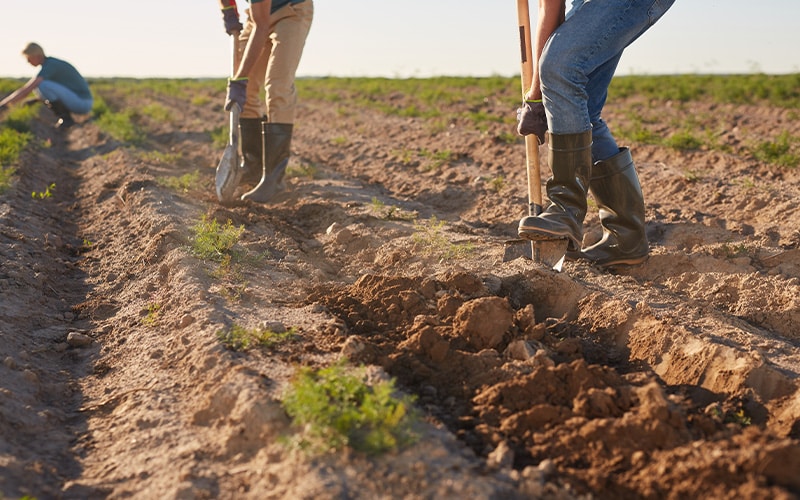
[215,145,242,203]
[502,238,568,271]
[215,104,242,203]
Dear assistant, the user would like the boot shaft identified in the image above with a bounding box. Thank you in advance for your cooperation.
[518,130,593,249]
[544,130,593,221]
[262,122,293,172]
[241,123,293,203]
[239,117,265,184]
[580,147,649,266]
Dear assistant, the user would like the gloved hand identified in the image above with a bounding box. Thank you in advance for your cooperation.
[222,6,243,35]
[517,100,547,144]
[225,78,247,111]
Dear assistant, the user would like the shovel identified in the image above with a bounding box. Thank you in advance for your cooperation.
[215,33,244,203]
[503,0,568,270]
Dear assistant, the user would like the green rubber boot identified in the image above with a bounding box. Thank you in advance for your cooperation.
[241,123,292,204]
[518,130,593,251]
[239,117,265,186]
[572,147,649,267]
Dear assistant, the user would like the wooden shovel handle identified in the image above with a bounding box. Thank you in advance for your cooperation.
[517,0,543,214]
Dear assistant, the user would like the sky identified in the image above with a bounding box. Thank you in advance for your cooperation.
[1,1,798,80]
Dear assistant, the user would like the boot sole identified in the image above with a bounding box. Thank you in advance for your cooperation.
[518,225,572,242]
[593,254,649,268]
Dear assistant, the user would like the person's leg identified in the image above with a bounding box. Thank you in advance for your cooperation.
[262,0,313,124]
[540,0,676,137]
[239,16,269,119]
[36,80,93,114]
[520,0,675,254]
[237,16,270,185]
[242,0,313,203]
[577,147,649,266]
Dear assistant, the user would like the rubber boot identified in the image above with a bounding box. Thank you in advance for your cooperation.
[45,100,75,129]
[239,117,265,186]
[518,130,593,250]
[570,147,649,267]
[241,123,292,203]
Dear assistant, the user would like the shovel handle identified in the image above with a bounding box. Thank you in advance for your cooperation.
[517,0,543,261]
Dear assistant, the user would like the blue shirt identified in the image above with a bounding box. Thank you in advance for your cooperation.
[37,57,92,100]
[249,0,304,14]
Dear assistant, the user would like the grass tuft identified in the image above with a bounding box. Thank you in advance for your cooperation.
[190,215,244,261]
[282,360,419,455]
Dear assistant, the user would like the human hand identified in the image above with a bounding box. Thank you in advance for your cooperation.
[225,78,247,111]
[517,100,547,144]
[222,6,243,35]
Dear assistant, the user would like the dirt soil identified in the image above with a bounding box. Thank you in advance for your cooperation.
[2,81,800,500]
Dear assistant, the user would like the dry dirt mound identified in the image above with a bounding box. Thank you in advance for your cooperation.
[1,80,799,499]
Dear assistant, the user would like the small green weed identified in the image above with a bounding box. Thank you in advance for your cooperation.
[190,215,244,261]
[282,359,419,455]
[138,150,183,165]
[212,253,249,302]
[32,183,56,199]
[419,148,455,171]
[287,161,319,179]
[716,242,750,259]
[725,408,752,427]
[496,131,519,144]
[682,170,702,183]
[752,131,799,168]
[392,148,415,166]
[142,303,161,326]
[412,216,474,260]
[369,197,416,221]
[665,130,704,150]
[140,103,173,123]
[210,126,228,149]
[0,166,15,194]
[157,170,202,192]
[191,95,211,106]
[217,323,298,351]
[487,175,506,193]
[96,109,146,144]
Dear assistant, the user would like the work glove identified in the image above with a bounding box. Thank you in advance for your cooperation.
[225,78,247,111]
[222,6,243,35]
[517,99,547,144]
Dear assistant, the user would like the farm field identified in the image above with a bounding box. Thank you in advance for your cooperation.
[1,74,800,499]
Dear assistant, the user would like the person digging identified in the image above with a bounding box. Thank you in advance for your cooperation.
[219,0,314,203]
[516,0,675,268]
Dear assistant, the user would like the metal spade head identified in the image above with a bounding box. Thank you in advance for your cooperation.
[502,238,569,271]
[215,104,243,203]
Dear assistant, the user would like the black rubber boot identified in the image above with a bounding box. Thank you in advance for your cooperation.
[241,123,292,204]
[239,117,265,186]
[45,100,75,129]
[570,147,649,267]
[518,130,593,250]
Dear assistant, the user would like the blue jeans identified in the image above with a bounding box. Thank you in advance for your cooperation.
[36,80,93,115]
[540,0,675,161]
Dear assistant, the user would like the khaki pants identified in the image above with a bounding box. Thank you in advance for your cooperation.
[238,0,313,123]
